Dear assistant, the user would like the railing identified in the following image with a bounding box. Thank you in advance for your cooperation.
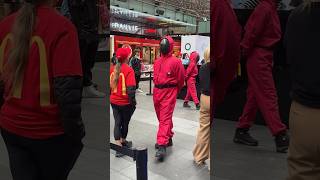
[110,143,148,180]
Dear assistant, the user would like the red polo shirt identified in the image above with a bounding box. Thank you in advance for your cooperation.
[0,5,82,139]
[110,63,136,106]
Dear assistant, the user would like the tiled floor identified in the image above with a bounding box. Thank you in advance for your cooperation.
[0,63,108,180]
[110,82,211,180]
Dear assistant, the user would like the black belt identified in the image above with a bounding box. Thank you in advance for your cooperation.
[155,84,177,89]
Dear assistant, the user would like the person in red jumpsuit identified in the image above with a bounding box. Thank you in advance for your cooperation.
[233,0,289,153]
[183,51,200,110]
[212,0,241,117]
[153,36,185,160]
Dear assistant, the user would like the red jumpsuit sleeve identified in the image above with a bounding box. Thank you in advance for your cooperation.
[241,4,269,55]
[52,23,82,77]
[176,61,185,90]
[212,0,223,65]
[126,68,136,87]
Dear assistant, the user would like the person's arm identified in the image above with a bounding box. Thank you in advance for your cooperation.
[185,62,195,79]
[126,68,137,106]
[54,76,84,142]
[241,4,269,56]
[176,61,186,90]
[52,22,85,142]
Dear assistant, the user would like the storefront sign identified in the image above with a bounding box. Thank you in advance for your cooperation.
[111,22,140,33]
[111,6,139,19]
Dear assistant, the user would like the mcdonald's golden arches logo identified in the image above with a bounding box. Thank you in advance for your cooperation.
[110,72,127,95]
[0,33,51,106]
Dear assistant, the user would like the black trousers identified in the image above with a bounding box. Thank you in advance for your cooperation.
[1,129,83,180]
[79,39,99,87]
[111,104,136,140]
[135,75,141,89]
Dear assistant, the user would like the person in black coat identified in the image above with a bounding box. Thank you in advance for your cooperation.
[68,0,105,98]
[284,1,320,179]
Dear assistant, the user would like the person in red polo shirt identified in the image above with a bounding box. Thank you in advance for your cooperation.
[110,47,136,158]
[0,0,84,179]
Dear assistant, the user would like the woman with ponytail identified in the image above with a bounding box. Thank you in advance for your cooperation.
[110,47,136,157]
[0,0,84,179]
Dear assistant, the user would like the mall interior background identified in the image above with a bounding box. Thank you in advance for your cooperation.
[109,0,210,99]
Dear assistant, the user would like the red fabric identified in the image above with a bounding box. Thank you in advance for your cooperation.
[237,49,286,135]
[153,88,177,145]
[153,36,185,145]
[184,77,199,105]
[0,6,82,139]
[185,51,198,79]
[153,36,185,90]
[240,0,281,56]
[110,64,136,106]
[184,51,199,105]
[99,0,109,30]
[237,0,286,135]
[212,0,241,105]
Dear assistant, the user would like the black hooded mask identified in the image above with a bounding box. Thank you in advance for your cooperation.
[160,38,170,55]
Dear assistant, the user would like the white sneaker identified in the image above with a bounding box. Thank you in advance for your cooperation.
[83,85,105,98]
[137,89,143,93]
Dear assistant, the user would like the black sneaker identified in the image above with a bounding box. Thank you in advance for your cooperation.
[155,146,166,161]
[155,138,173,149]
[233,128,259,146]
[275,131,289,153]
[196,104,200,110]
[183,102,191,108]
[115,151,124,158]
[121,140,132,148]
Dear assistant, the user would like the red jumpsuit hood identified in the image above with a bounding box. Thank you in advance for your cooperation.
[189,51,199,64]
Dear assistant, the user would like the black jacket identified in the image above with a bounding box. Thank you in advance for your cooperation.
[54,76,85,141]
[199,62,210,96]
[69,0,99,42]
[284,2,320,108]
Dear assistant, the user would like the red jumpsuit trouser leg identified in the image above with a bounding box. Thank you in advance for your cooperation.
[154,88,178,145]
[184,77,200,105]
[237,48,287,136]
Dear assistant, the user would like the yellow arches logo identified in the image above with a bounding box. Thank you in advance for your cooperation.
[110,72,126,96]
[0,33,51,106]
